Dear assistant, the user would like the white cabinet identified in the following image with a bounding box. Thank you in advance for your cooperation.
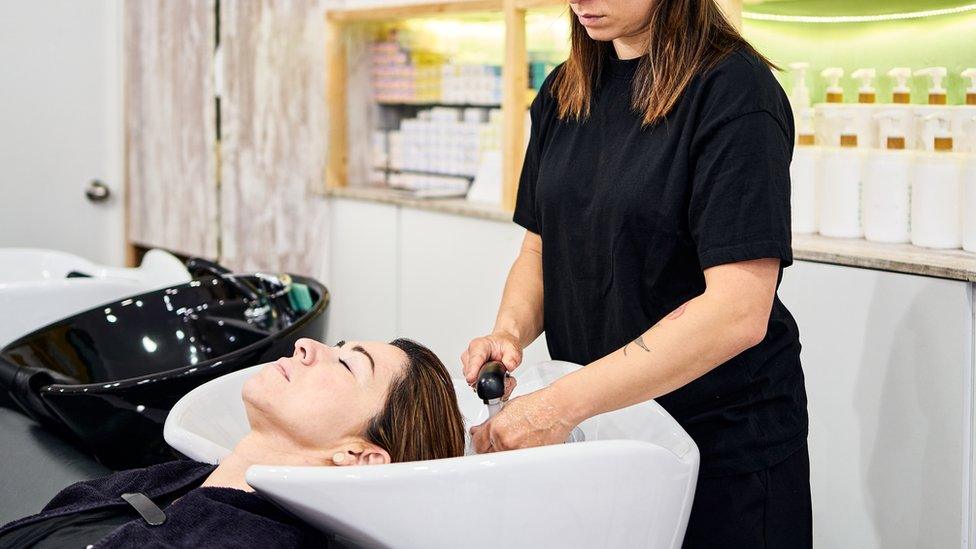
[779,261,974,549]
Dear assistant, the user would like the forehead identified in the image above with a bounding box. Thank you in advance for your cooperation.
[353,341,409,376]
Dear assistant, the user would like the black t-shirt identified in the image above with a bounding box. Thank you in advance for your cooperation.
[514,49,808,477]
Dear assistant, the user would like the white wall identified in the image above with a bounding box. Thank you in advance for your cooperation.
[326,198,550,378]
[0,1,124,265]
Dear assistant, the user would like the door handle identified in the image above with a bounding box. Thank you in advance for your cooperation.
[85,179,111,202]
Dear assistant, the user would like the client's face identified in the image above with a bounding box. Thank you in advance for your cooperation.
[243,338,408,450]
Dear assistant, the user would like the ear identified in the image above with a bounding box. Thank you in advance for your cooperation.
[331,443,392,466]
[352,443,391,466]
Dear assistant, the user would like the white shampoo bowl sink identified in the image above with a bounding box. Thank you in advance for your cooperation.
[0,248,190,348]
[165,360,699,549]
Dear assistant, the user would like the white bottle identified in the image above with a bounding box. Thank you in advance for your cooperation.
[887,67,913,106]
[819,114,864,238]
[911,113,963,249]
[791,108,820,234]
[963,154,976,252]
[955,69,976,153]
[863,110,912,243]
[850,68,879,148]
[789,62,812,111]
[814,68,846,147]
[914,67,949,151]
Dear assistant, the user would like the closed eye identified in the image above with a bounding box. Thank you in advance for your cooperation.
[338,358,351,372]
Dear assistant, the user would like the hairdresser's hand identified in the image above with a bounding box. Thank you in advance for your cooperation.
[470,386,577,454]
[461,331,523,385]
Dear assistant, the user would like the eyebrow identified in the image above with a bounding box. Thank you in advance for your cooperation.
[352,345,375,374]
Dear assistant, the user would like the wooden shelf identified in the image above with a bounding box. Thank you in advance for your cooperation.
[327,0,502,22]
[323,0,744,209]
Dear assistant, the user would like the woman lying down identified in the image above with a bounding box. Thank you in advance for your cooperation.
[0,338,466,548]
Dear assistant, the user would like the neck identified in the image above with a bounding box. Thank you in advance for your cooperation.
[612,33,649,61]
[201,431,332,492]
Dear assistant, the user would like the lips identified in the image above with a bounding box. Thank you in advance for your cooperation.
[275,359,291,382]
[577,13,605,26]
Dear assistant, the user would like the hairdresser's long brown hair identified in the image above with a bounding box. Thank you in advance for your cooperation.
[364,338,466,462]
[552,0,776,126]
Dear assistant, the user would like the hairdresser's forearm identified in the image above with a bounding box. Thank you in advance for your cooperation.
[492,235,545,349]
[554,289,768,423]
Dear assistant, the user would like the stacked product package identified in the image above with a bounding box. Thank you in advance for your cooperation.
[371,38,502,106]
[372,107,502,196]
[369,35,505,197]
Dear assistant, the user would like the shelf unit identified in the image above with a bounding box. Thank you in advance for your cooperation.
[323,0,745,210]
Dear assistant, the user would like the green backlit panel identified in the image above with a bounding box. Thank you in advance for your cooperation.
[743,10,976,104]
[745,0,972,17]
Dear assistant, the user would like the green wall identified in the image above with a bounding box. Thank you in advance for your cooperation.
[743,9,976,104]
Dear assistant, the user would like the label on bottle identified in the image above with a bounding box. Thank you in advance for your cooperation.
[893,92,911,104]
[934,137,953,151]
[886,136,906,150]
[929,93,948,105]
[858,93,876,104]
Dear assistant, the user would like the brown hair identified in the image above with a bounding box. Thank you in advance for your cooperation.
[552,0,777,126]
[364,338,466,462]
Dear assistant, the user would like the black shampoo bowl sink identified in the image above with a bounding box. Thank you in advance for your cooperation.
[0,273,329,469]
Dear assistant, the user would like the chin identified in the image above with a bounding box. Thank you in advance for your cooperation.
[242,374,269,409]
[585,29,618,42]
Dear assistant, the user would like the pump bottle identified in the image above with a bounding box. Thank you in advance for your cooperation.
[914,67,949,151]
[819,114,864,238]
[863,110,912,243]
[963,147,976,252]
[957,69,976,153]
[788,62,811,111]
[790,108,820,234]
[887,67,912,105]
[911,113,963,249]
[815,67,846,147]
[850,68,879,148]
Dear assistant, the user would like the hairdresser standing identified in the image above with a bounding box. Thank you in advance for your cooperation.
[462,0,810,546]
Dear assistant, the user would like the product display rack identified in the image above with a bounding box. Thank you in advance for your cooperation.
[323,0,746,209]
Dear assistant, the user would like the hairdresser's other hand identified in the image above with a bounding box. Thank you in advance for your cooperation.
[461,331,523,385]
[469,386,577,454]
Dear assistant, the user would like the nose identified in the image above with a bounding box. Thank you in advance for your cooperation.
[294,338,317,365]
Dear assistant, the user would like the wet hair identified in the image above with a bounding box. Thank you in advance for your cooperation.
[364,338,466,462]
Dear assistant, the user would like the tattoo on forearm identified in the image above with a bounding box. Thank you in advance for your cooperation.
[634,336,650,352]
[624,335,651,356]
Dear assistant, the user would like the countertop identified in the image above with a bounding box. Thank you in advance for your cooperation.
[327,186,976,283]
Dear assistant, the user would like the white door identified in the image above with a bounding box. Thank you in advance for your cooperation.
[0,0,124,265]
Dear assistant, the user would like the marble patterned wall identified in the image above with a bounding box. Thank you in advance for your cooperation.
[124,1,219,259]
[218,0,330,278]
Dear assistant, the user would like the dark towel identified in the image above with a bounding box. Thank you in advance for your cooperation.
[1,459,334,548]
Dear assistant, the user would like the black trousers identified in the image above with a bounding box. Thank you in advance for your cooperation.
[682,444,812,549]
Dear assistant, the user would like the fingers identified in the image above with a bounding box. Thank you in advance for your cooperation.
[499,339,523,372]
[461,338,492,384]
[469,422,492,454]
[501,374,517,401]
